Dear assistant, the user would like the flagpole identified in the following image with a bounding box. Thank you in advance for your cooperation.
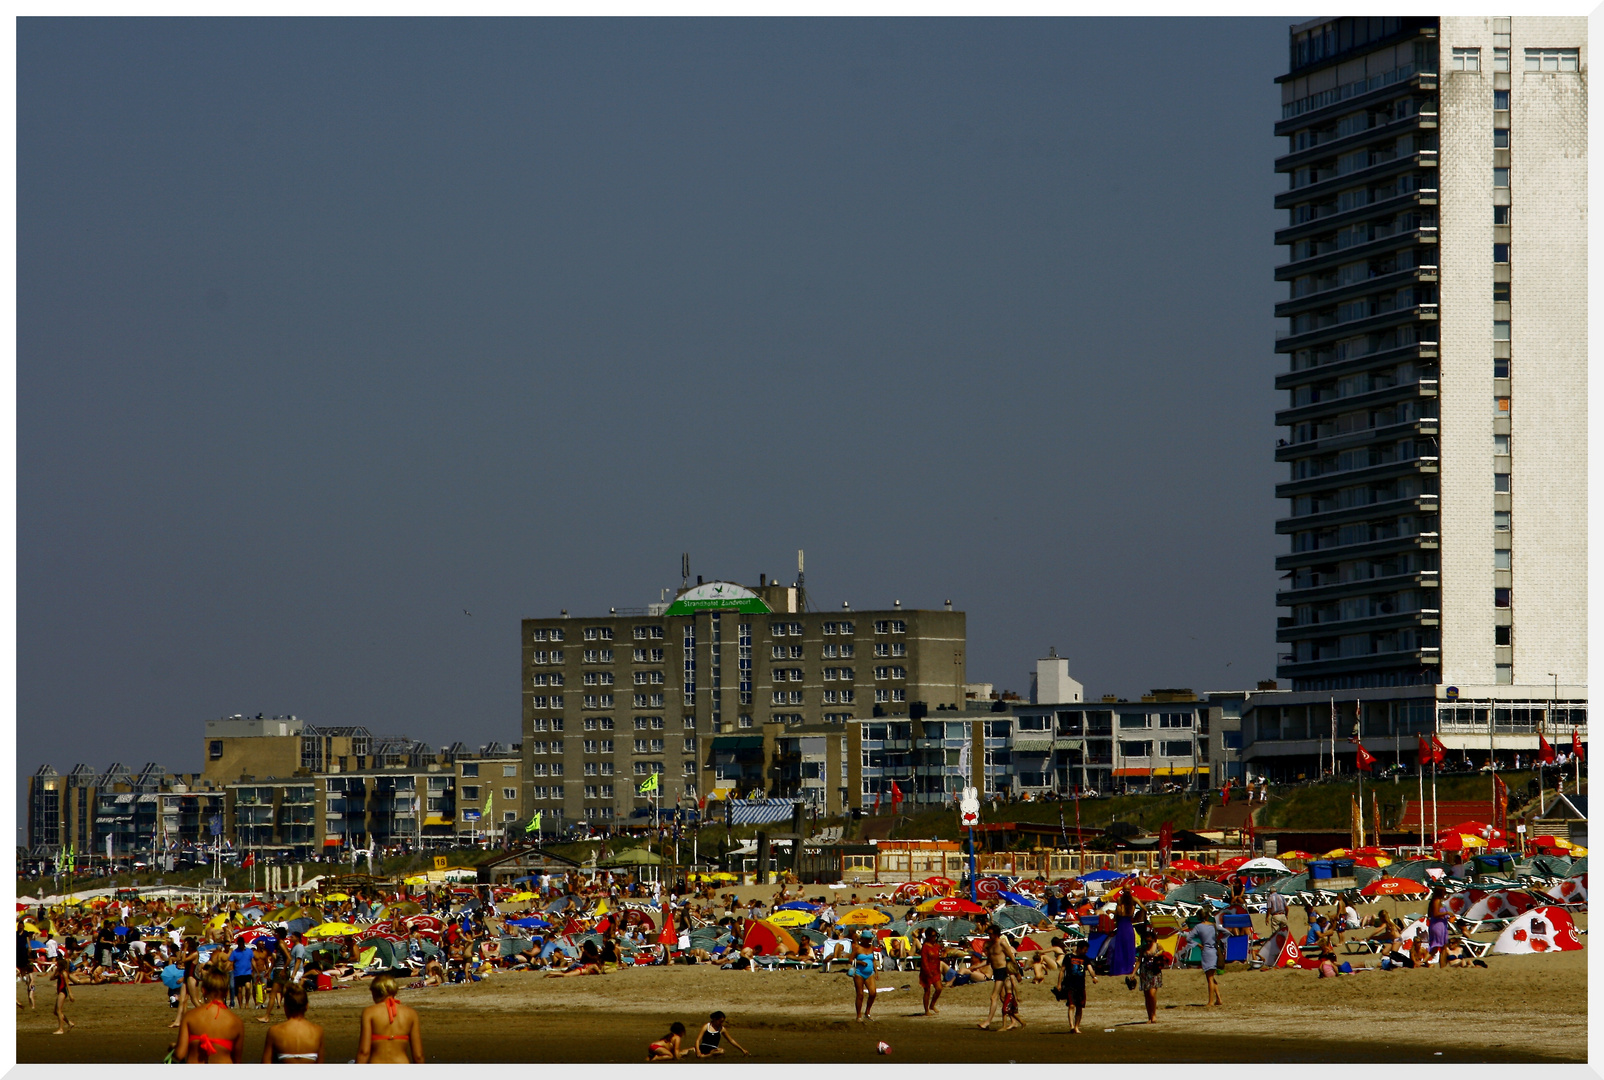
[1417,750,1426,856]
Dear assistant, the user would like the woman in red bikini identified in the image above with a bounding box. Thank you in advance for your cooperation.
[175,966,243,1062]
[357,973,424,1063]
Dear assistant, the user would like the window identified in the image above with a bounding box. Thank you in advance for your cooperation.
[891,689,906,702]
[771,646,787,660]
[1497,397,1511,414]
[1496,664,1514,685]
[1525,48,1579,72]
[770,623,787,637]
[738,715,753,728]
[891,666,906,679]
[841,689,855,703]
[840,643,854,657]
[891,642,907,657]
[1494,358,1510,378]
[461,763,479,778]
[1495,588,1511,608]
[209,741,224,760]
[1494,320,1510,341]
[841,667,855,681]
[1494,549,1511,570]
[1494,472,1511,492]
[1160,741,1193,758]
[839,622,854,635]
[874,643,890,657]
[875,666,889,680]
[1493,47,1510,72]
[1494,434,1510,454]
[683,738,695,754]
[789,644,804,659]
[583,739,597,754]
[1119,740,1153,758]
[1493,168,1510,188]
[875,689,889,703]
[1119,713,1151,729]
[1452,47,1480,71]
[891,620,906,633]
[1494,205,1510,225]
[1159,713,1193,728]
[1495,625,1511,646]
[823,621,837,635]
[1493,281,1510,303]
[634,739,649,753]
[461,785,480,801]
[875,621,888,634]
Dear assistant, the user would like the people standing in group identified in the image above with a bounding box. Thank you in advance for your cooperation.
[175,966,241,1062]
[261,983,323,1063]
[357,974,424,1063]
[978,923,1020,1031]
[849,931,878,1023]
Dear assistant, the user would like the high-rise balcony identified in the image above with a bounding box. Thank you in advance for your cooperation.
[1274,151,1436,210]
[1276,454,1438,499]
[1276,531,1438,571]
[1276,607,1439,642]
[1277,568,1438,605]
[1276,645,1439,679]
[1276,304,1437,354]
[1275,112,1438,175]
[1276,268,1439,320]
[1274,492,1437,534]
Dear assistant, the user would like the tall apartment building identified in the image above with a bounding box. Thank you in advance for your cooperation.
[1252,16,1586,776]
[521,579,966,827]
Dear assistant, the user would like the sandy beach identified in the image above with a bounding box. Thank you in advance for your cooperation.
[16,946,1586,1063]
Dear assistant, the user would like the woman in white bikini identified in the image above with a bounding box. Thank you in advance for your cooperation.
[262,983,323,1063]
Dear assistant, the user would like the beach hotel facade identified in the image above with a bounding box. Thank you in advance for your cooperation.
[1249,16,1587,777]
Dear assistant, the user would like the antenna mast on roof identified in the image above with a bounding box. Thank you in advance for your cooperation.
[797,549,808,612]
[682,552,690,590]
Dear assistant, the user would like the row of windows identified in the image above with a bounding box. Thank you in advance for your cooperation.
[582,672,614,686]
[634,648,666,662]
[530,629,566,642]
[583,627,615,641]
[530,651,564,665]
[874,666,908,680]
[633,626,665,640]
[1451,47,1578,73]
[458,763,518,778]
[459,786,519,802]
[632,671,666,684]
[583,649,614,664]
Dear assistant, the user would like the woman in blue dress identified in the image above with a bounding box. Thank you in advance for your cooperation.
[1106,884,1141,977]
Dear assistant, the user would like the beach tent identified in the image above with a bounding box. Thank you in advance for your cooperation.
[1165,880,1229,905]
[1237,857,1291,874]
[1518,855,1572,879]
[918,897,986,916]
[991,905,1050,931]
[1460,889,1538,927]
[1385,859,1451,883]
[1544,875,1587,906]
[1268,872,1313,896]
[1491,906,1583,954]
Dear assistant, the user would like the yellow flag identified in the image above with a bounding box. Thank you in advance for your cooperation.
[639,773,660,794]
[483,790,493,819]
[594,898,608,916]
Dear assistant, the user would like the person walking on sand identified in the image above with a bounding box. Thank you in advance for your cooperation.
[694,1011,750,1058]
[357,973,424,1063]
[261,983,323,1063]
[49,953,74,1035]
[1106,887,1140,977]
[1183,916,1222,1007]
[1058,939,1095,1034]
[17,919,36,1011]
[175,966,242,1062]
[978,923,1019,1031]
[918,927,944,1015]
[849,931,879,1023]
[1137,935,1164,1024]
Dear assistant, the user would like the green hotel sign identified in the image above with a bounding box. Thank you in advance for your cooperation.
[663,581,773,616]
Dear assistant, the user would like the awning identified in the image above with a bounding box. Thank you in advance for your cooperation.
[1113,768,1152,777]
[1154,765,1209,776]
[1011,738,1054,754]
[323,837,343,847]
[424,816,453,826]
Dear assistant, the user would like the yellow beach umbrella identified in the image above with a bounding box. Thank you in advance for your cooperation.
[305,922,363,938]
[508,891,537,902]
[323,893,351,902]
[766,909,815,927]
[837,907,890,926]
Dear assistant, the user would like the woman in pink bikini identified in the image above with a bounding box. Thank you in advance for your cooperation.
[357,974,424,1063]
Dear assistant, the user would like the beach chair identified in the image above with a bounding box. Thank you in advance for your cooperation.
[1219,913,1254,965]
[1147,914,1183,966]
[1079,917,1111,968]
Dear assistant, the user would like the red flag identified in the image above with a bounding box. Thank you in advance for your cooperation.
[241,853,256,868]
[1354,741,1375,772]
[890,781,903,805]
[1430,735,1448,765]
[657,904,676,946]
[1222,780,1231,807]
[1573,728,1585,761]
[1159,821,1173,865]
[1418,734,1433,765]
[873,792,881,814]
[1539,734,1556,763]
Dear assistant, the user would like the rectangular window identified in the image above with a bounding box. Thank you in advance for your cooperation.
[1119,740,1153,758]
[1494,434,1510,454]
[1495,244,1510,262]
[1493,128,1509,148]
[1493,47,1510,72]
[1495,625,1511,645]
[210,741,224,760]
[1497,397,1511,413]
[1525,48,1579,72]
[1452,47,1480,71]
[1160,741,1193,758]
[1496,664,1514,685]
[1494,472,1511,492]
[1494,321,1511,340]
[1493,205,1510,226]
[1493,168,1510,188]
[891,689,906,702]
[1494,549,1511,569]
[1119,714,1151,729]
[1495,588,1511,608]
[1494,89,1510,109]
[503,787,517,800]
[839,622,854,635]
[461,763,479,778]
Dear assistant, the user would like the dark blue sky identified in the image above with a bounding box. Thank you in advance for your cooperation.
[19,18,1288,791]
